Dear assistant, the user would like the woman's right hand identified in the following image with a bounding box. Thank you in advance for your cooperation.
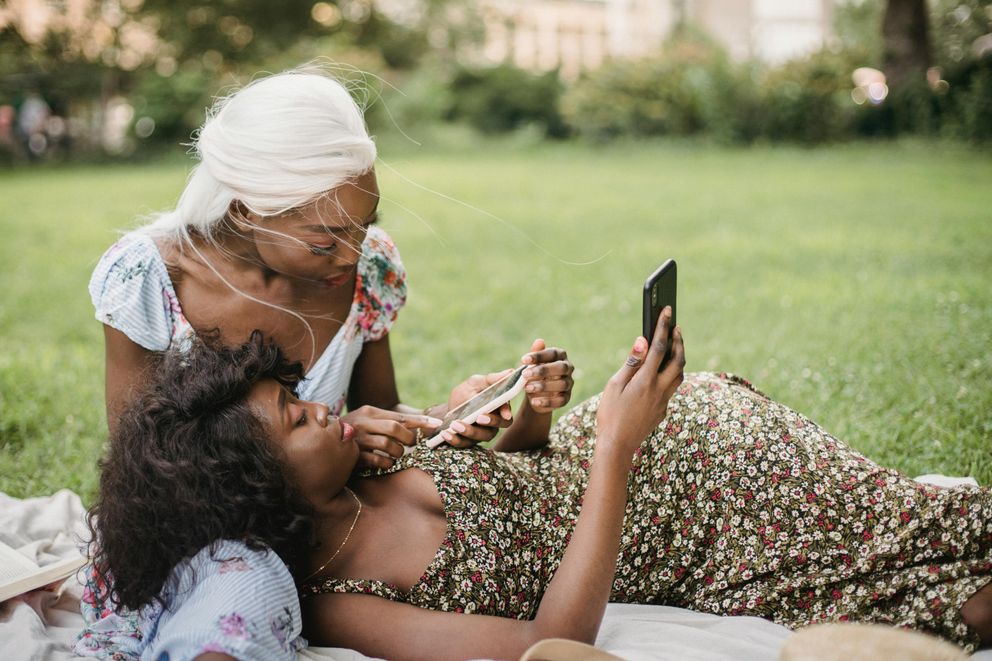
[596,306,685,458]
[341,406,442,470]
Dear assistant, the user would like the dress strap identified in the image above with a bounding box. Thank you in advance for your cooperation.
[299,576,407,602]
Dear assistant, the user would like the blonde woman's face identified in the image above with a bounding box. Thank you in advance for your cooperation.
[249,170,380,287]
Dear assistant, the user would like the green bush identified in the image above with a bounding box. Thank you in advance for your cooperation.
[753,50,856,143]
[562,34,727,141]
[959,60,992,143]
[129,67,216,144]
[446,63,567,137]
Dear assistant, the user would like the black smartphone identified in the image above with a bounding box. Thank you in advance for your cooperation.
[642,259,677,370]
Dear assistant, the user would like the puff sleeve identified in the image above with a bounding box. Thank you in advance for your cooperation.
[355,226,408,342]
[141,541,305,661]
[88,233,182,352]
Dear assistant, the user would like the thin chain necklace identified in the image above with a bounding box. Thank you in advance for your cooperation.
[300,487,362,584]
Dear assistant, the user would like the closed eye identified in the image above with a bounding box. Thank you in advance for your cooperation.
[306,215,378,256]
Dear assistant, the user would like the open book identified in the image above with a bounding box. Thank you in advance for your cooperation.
[0,540,87,602]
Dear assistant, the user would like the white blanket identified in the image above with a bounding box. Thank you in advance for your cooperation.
[2,483,988,661]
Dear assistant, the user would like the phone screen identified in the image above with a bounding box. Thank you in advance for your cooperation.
[643,259,677,370]
[441,365,526,427]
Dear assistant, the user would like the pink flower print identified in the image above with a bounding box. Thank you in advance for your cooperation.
[216,612,251,639]
[216,556,252,574]
[163,287,182,316]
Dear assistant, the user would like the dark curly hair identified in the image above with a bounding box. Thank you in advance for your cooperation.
[87,331,316,612]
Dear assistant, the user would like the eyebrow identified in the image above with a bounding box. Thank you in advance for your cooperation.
[303,201,380,234]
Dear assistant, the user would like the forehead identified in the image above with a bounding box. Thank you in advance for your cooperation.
[247,379,282,426]
[291,171,379,229]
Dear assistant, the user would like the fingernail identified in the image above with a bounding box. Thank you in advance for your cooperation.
[526,384,537,393]
[521,354,533,364]
[442,431,453,441]
[451,421,467,433]
[476,414,491,425]
[634,337,647,353]
[425,416,443,426]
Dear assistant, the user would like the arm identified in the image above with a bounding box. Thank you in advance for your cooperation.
[103,325,159,433]
[308,314,685,661]
[347,335,401,411]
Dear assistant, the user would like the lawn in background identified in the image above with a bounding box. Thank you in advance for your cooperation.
[1,139,990,500]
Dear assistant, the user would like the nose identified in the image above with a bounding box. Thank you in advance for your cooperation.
[309,401,331,427]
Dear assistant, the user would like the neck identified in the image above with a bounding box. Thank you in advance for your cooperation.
[310,484,363,536]
[301,485,364,581]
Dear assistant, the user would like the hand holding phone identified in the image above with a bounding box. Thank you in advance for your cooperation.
[643,259,677,371]
[425,365,527,449]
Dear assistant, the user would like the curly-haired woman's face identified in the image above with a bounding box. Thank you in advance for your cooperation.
[248,379,358,498]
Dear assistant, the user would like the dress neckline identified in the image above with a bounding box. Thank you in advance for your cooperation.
[301,450,460,598]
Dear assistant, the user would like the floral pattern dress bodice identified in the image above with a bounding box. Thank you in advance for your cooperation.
[305,435,592,617]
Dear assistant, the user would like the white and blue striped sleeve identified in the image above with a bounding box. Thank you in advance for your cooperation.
[89,232,176,351]
[140,541,306,661]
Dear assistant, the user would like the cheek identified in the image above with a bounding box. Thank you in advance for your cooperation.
[284,437,349,486]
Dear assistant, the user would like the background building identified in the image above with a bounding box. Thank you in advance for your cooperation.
[478,0,836,79]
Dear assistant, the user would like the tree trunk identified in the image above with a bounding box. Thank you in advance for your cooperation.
[882,0,931,88]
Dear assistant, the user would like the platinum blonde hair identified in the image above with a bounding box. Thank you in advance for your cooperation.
[143,66,377,242]
[139,66,378,361]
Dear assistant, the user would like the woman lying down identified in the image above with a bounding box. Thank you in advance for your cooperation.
[75,312,992,660]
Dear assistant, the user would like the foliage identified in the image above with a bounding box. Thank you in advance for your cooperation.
[957,58,992,141]
[930,0,992,69]
[446,63,567,137]
[561,31,729,141]
[754,50,860,143]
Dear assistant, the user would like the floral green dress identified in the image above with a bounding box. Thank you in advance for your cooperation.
[301,373,992,651]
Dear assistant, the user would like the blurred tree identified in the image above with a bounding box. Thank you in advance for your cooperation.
[0,0,479,153]
[882,0,932,87]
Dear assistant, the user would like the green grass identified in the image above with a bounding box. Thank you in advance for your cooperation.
[2,138,990,501]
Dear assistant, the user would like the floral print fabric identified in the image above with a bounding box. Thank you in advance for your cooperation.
[304,372,992,651]
[75,540,304,660]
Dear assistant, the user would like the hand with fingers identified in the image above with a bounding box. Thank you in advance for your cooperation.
[436,371,516,449]
[520,339,575,414]
[341,406,443,470]
[596,306,686,460]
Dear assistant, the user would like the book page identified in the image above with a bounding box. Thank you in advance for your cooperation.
[0,541,38,584]
[0,540,86,602]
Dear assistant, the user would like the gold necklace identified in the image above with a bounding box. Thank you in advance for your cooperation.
[300,486,362,584]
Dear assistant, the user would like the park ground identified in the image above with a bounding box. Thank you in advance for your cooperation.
[1,137,990,500]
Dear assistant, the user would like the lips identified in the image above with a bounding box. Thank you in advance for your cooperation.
[340,422,355,443]
[324,270,355,288]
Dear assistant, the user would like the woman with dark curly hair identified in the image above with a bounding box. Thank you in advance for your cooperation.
[78,315,992,661]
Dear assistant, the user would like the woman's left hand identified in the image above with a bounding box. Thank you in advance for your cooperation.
[520,339,574,414]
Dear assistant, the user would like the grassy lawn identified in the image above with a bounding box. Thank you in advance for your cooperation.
[1,138,990,501]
